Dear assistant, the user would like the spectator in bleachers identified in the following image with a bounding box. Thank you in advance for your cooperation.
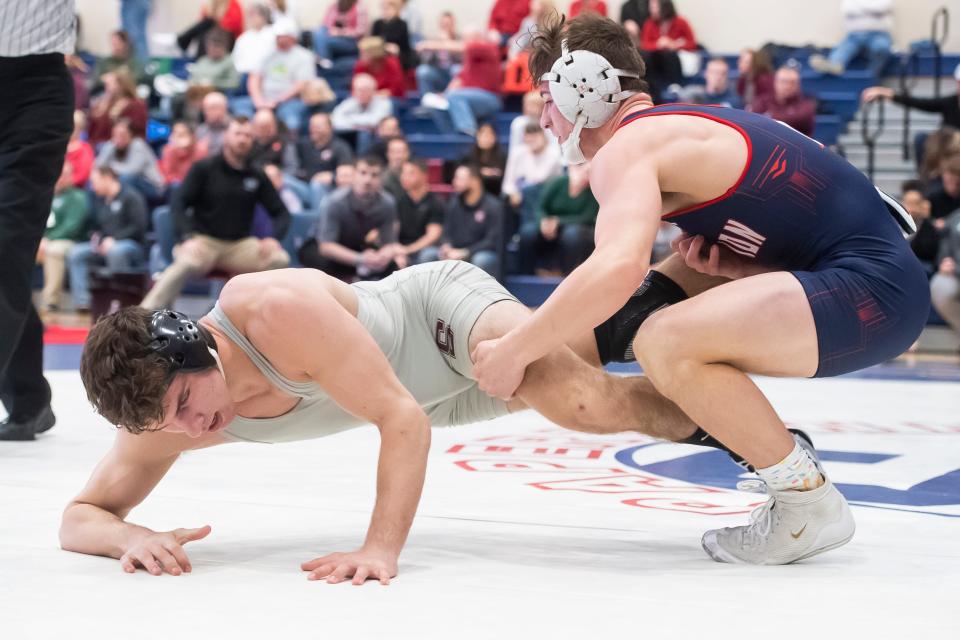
[36,163,89,311]
[930,208,960,343]
[509,0,555,60]
[232,3,276,75]
[673,58,741,108]
[373,0,417,71]
[861,64,960,131]
[95,119,165,203]
[314,0,369,66]
[316,161,359,219]
[569,0,607,17]
[66,110,95,188]
[809,0,893,77]
[902,179,938,268]
[88,70,148,145]
[68,166,148,311]
[268,0,297,25]
[159,121,208,187]
[249,108,299,175]
[120,0,152,62]
[926,153,960,220]
[395,158,444,265]
[353,36,407,98]
[301,76,339,119]
[502,123,563,210]
[424,27,502,137]
[157,28,241,121]
[458,122,507,195]
[415,11,463,93]
[421,163,502,275]
[750,64,817,137]
[331,73,394,140]
[518,161,597,275]
[140,118,291,309]
[297,112,356,204]
[184,28,241,96]
[919,128,960,183]
[620,0,650,46]
[299,154,400,281]
[509,91,559,156]
[196,92,232,155]
[364,115,402,159]
[488,0,530,48]
[640,0,697,99]
[90,30,146,94]
[400,0,423,44]
[383,136,411,200]
[235,18,316,133]
[177,0,245,56]
[736,48,774,110]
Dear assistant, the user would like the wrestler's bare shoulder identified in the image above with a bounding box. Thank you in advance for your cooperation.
[218,268,358,328]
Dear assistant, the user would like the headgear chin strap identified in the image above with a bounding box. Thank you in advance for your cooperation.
[541,40,640,164]
[148,310,218,378]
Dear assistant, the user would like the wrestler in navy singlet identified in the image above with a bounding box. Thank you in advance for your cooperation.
[619,104,930,377]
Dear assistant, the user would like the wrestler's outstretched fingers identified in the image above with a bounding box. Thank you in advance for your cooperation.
[326,562,354,584]
[352,566,371,586]
[302,553,339,573]
[377,568,391,586]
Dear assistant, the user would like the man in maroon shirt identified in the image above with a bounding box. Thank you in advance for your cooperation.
[750,65,818,138]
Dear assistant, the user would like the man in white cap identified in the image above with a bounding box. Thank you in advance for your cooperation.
[235,17,316,132]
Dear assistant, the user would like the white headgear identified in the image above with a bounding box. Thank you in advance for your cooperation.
[540,40,640,164]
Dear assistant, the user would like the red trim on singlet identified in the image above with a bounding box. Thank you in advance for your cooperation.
[616,107,754,220]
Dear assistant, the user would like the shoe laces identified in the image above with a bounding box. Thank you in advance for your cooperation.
[736,480,779,547]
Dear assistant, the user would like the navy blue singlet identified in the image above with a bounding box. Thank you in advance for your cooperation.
[618,104,930,377]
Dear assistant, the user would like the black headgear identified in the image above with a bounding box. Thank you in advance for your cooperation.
[147,310,217,376]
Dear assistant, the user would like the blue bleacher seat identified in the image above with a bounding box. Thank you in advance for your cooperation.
[407,133,475,161]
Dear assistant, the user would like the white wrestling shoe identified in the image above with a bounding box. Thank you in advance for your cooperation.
[702,477,855,565]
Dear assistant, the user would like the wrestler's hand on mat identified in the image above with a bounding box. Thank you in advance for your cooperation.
[472,338,525,400]
[119,525,212,576]
[301,547,397,585]
[672,233,768,280]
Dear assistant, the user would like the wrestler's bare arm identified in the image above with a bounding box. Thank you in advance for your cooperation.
[59,428,218,574]
[241,274,430,584]
[473,140,663,398]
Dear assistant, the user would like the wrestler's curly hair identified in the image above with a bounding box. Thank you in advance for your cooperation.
[80,306,171,434]
[528,12,649,95]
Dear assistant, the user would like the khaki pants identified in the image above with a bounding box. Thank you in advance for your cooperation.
[39,239,75,308]
[141,235,289,309]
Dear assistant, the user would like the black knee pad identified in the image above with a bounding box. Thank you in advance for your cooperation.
[593,270,688,365]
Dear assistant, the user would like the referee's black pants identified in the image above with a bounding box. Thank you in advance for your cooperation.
[0,54,73,421]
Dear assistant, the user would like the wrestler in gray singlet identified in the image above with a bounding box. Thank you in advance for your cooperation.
[209,261,517,444]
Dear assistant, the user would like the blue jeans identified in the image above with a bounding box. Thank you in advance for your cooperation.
[313,27,359,60]
[829,30,892,75]
[121,0,152,61]
[119,174,166,205]
[68,240,145,308]
[416,64,451,94]
[231,97,308,132]
[443,88,502,136]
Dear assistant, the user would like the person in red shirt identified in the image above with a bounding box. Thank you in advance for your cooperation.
[159,121,208,186]
[178,0,245,55]
[353,36,407,98]
[750,65,818,138]
[438,30,503,136]
[488,0,530,46]
[66,110,95,187]
[640,0,696,99]
[569,0,607,17]
[87,70,148,145]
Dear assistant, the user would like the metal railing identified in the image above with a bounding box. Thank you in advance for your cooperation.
[896,6,949,160]
[861,97,885,182]
[898,52,919,160]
